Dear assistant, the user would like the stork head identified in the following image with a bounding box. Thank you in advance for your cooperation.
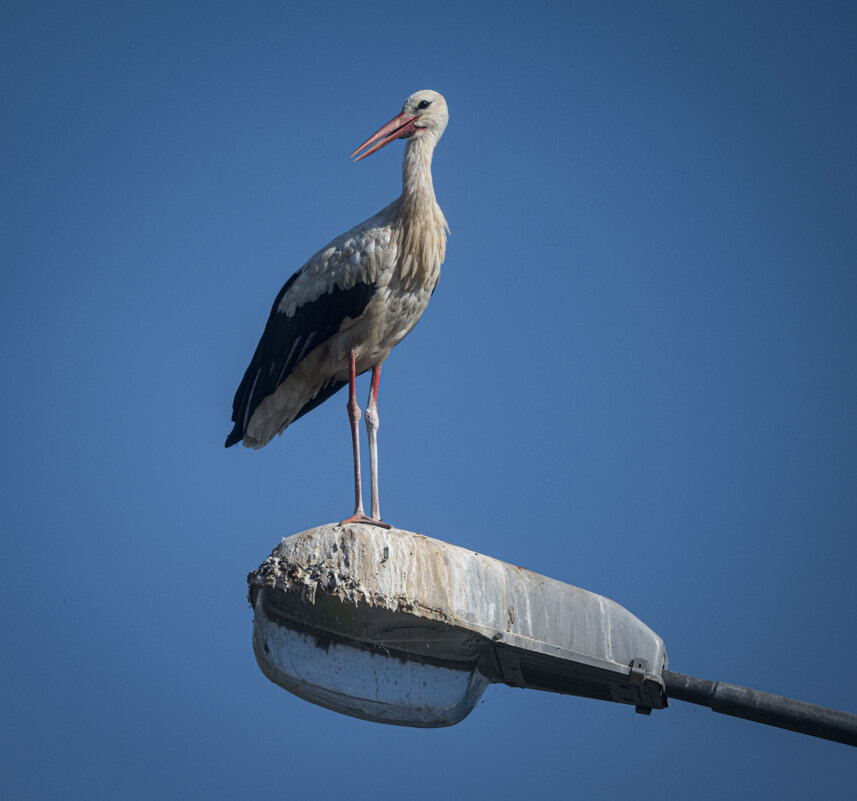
[352,90,448,162]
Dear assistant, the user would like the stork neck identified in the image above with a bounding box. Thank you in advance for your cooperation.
[401,134,437,212]
[393,130,448,281]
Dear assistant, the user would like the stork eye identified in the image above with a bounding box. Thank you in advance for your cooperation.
[417,100,432,110]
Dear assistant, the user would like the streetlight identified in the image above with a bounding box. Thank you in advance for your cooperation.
[248,523,857,746]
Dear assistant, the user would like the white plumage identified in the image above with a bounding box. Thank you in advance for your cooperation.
[227,90,449,527]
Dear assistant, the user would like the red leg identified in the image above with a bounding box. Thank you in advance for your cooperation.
[339,351,367,524]
[339,353,390,527]
[365,364,387,525]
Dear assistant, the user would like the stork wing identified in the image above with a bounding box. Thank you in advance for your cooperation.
[226,214,394,447]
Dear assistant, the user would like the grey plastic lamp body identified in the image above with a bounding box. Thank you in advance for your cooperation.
[248,524,668,727]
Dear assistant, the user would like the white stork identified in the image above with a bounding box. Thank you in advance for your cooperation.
[226,89,449,528]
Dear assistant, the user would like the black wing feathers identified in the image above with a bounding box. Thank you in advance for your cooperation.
[225,274,377,447]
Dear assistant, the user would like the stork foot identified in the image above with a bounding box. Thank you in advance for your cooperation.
[338,512,392,529]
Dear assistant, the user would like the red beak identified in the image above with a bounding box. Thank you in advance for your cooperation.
[351,111,419,162]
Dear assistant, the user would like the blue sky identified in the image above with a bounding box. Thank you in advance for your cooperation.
[2,1,857,798]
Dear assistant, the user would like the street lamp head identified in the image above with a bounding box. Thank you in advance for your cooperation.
[248,524,668,727]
